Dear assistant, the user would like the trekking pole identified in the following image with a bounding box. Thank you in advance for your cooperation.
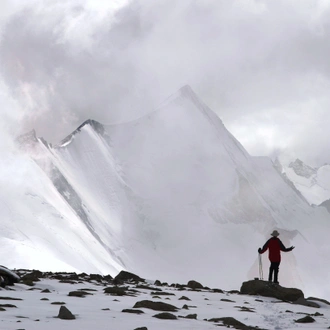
[258,253,263,280]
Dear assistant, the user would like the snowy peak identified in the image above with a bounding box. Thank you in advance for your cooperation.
[59,119,105,147]
[288,159,316,178]
[281,158,330,206]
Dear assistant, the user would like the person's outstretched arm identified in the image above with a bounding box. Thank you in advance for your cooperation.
[279,239,295,252]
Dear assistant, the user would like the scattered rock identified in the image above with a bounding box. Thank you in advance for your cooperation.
[181,313,197,319]
[133,300,179,311]
[187,280,204,290]
[240,280,304,302]
[294,315,315,323]
[208,316,262,329]
[104,286,129,296]
[235,306,255,312]
[221,298,235,303]
[228,290,240,294]
[59,280,77,284]
[40,298,49,301]
[68,291,92,298]
[89,274,104,283]
[20,270,43,283]
[179,296,191,301]
[114,271,144,284]
[57,306,76,320]
[0,304,16,308]
[134,327,148,330]
[0,296,23,301]
[212,288,224,293]
[293,297,320,308]
[41,289,51,293]
[151,291,175,296]
[51,302,66,305]
[153,312,177,320]
[307,296,330,305]
[122,309,144,314]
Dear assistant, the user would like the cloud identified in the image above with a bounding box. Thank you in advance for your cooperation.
[1,0,330,165]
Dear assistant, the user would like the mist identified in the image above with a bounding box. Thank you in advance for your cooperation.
[1,0,330,165]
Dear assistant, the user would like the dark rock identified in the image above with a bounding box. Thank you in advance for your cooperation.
[104,286,128,296]
[20,270,43,283]
[0,308,5,311]
[0,296,23,301]
[78,288,97,292]
[51,302,66,305]
[0,304,16,308]
[21,279,35,286]
[311,312,323,316]
[187,280,204,290]
[41,289,51,293]
[235,306,255,312]
[179,296,191,301]
[40,298,49,301]
[57,306,76,320]
[89,274,103,282]
[293,297,320,308]
[221,298,235,303]
[134,327,148,330]
[183,313,197,319]
[307,296,330,305]
[103,275,113,282]
[208,316,263,329]
[182,304,189,310]
[122,309,144,314]
[295,315,315,323]
[133,300,179,311]
[0,267,20,286]
[153,312,177,320]
[240,280,304,302]
[212,288,224,293]
[208,316,246,326]
[59,280,77,284]
[151,291,175,296]
[114,271,144,284]
[154,280,161,286]
[68,291,92,298]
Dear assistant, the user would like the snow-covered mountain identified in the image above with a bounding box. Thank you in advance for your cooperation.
[281,158,330,207]
[3,86,330,299]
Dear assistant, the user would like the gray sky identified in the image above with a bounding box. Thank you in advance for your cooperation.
[1,0,330,166]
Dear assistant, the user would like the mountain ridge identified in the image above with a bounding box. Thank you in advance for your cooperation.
[5,85,330,299]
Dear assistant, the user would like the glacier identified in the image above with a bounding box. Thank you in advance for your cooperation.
[2,85,330,299]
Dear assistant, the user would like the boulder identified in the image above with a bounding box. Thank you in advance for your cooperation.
[187,280,204,290]
[103,286,128,296]
[68,291,92,298]
[133,300,178,311]
[294,315,315,323]
[57,306,75,320]
[153,312,177,319]
[122,309,144,314]
[114,271,144,284]
[240,280,304,302]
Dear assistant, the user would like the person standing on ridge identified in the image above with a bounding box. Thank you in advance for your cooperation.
[258,230,294,284]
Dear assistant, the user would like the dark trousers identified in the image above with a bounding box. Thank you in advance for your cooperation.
[268,262,280,283]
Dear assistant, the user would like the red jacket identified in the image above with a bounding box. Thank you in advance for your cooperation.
[259,237,291,262]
